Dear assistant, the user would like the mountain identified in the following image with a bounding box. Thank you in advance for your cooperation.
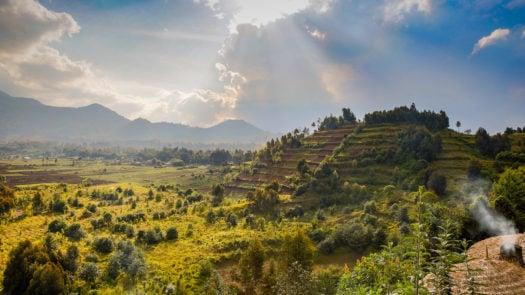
[0,91,273,146]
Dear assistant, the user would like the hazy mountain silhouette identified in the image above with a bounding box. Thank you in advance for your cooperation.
[0,91,273,145]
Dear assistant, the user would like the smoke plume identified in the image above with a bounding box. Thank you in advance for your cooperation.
[465,179,518,245]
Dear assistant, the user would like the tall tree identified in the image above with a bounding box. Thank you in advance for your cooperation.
[238,237,265,293]
[280,228,316,271]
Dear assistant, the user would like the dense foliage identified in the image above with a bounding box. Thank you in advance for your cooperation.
[364,103,449,131]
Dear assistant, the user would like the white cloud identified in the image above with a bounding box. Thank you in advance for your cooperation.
[309,0,335,13]
[203,0,311,31]
[383,0,432,23]
[321,63,353,102]
[471,28,510,55]
[0,0,89,95]
[306,26,326,41]
[2,46,91,90]
[522,29,525,38]
[0,0,80,58]
[143,88,237,127]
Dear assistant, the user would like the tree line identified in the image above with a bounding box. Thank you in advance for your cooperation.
[364,103,449,131]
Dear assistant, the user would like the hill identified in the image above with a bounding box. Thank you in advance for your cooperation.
[0,91,273,147]
[0,104,523,294]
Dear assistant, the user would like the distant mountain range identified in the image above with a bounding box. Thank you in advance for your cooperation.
[0,91,274,147]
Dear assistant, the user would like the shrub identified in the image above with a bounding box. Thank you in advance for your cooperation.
[85,253,99,263]
[107,241,147,280]
[86,203,97,213]
[93,237,114,254]
[285,206,304,218]
[166,227,178,241]
[144,227,164,245]
[226,213,238,228]
[427,172,447,196]
[318,238,335,255]
[49,194,67,213]
[48,219,67,233]
[363,200,377,214]
[63,245,80,273]
[64,223,84,241]
[79,262,100,284]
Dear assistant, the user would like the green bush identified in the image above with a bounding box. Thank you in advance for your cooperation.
[48,219,67,233]
[93,237,114,254]
[64,223,84,241]
[166,226,178,241]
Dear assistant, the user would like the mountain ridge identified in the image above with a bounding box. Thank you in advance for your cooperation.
[0,91,273,146]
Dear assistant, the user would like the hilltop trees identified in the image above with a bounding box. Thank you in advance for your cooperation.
[475,127,511,158]
[364,104,449,131]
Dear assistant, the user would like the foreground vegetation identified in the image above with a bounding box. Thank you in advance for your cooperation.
[1,105,525,294]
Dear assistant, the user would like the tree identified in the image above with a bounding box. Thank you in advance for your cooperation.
[78,262,100,284]
[0,184,14,218]
[494,167,525,229]
[25,262,66,295]
[48,219,67,233]
[429,222,458,295]
[427,172,447,196]
[274,261,318,295]
[63,245,80,273]
[211,183,225,207]
[456,121,461,132]
[2,240,65,295]
[93,237,114,254]
[238,237,265,292]
[342,108,357,123]
[280,228,316,271]
[467,159,482,179]
[297,159,310,178]
[32,191,44,214]
[49,193,67,213]
[475,127,492,157]
[108,240,147,281]
[64,223,84,242]
[210,149,231,166]
[166,226,178,241]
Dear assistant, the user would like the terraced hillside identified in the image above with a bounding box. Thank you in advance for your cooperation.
[227,123,356,194]
[228,112,522,199]
[330,123,482,193]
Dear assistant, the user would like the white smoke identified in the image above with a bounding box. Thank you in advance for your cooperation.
[464,179,518,245]
[472,197,517,236]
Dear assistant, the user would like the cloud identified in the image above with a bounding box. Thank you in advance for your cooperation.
[522,28,525,38]
[1,46,91,90]
[471,28,511,55]
[142,88,237,127]
[382,0,433,23]
[0,0,89,95]
[506,0,525,9]
[321,63,353,102]
[0,0,80,58]
[203,0,311,31]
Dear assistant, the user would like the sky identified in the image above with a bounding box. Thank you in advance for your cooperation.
[0,0,524,134]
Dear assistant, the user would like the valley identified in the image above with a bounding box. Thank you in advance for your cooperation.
[0,106,524,294]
